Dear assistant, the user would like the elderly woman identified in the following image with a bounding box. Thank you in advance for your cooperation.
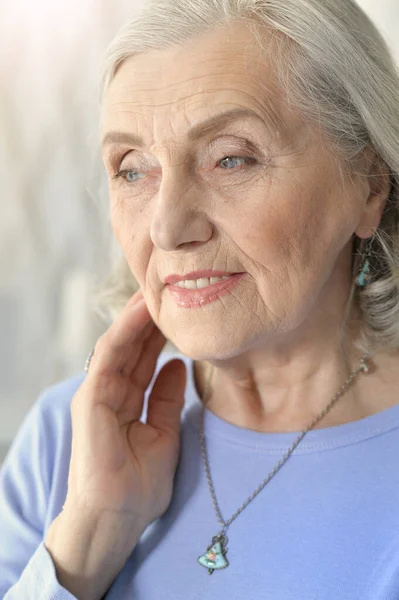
[1,0,399,598]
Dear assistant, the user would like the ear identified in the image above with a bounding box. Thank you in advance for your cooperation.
[355,149,392,240]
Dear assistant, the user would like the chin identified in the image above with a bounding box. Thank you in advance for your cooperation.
[165,325,268,362]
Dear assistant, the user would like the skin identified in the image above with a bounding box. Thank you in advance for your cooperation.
[101,20,395,433]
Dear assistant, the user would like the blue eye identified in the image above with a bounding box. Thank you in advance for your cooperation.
[219,156,250,169]
[114,169,146,183]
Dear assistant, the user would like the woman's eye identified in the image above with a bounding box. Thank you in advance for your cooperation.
[113,169,146,183]
[218,156,254,170]
[112,156,257,184]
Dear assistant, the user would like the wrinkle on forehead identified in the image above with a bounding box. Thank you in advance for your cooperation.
[102,20,307,144]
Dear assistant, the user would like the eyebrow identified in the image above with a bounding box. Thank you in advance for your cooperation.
[101,108,272,149]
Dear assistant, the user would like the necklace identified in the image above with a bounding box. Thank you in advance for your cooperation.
[197,355,371,574]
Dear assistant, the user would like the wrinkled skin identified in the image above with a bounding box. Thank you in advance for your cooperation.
[101,21,393,432]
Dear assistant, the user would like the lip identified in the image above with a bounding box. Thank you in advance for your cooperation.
[166,272,246,308]
[164,270,237,285]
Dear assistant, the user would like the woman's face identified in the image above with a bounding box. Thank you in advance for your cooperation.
[101,21,377,359]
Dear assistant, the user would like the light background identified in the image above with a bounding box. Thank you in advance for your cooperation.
[0,0,398,461]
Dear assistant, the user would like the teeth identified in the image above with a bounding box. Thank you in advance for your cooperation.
[184,280,197,289]
[175,275,231,289]
[197,278,211,289]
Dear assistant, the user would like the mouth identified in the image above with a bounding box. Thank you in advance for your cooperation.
[165,272,246,308]
[164,270,240,286]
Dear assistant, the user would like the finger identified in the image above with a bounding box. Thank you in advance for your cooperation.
[146,359,186,438]
[126,324,167,387]
[89,297,153,377]
[115,326,168,424]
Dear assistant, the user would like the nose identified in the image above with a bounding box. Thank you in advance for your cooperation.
[150,167,213,251]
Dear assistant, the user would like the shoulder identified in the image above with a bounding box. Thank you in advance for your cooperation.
[35,371,86,418]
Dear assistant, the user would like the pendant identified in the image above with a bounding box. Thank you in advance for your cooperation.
[198,533,229,574]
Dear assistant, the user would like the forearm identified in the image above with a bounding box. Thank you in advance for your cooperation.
[44,505,143,600]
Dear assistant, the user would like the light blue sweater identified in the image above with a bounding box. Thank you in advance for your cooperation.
[2,350,399,599]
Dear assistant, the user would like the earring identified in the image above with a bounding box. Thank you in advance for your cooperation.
[355,258,371,288]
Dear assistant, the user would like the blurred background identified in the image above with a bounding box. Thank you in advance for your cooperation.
[0,0,398,463]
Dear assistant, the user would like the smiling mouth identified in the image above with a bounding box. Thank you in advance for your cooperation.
[166,273,246,307]
[169,274,235,289]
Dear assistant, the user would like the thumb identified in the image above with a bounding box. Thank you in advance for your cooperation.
[146,359,187,437]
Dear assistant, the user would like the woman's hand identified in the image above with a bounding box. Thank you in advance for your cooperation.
[45,289,186,600]
[65,288,186,524]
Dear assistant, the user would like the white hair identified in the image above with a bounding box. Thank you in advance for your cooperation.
[94,0,399,354]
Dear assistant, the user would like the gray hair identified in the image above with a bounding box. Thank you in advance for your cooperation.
[94,0,399,355]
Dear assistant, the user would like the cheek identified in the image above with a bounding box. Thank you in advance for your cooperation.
[231,194,300,269]
[110,192,144,244]
[109,203,124,246]
[231,176,346,289]
[110,197,150,278]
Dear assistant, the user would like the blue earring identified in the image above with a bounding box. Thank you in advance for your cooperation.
[356,258,371,288]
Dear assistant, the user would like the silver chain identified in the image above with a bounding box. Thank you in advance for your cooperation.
[199,355,370,536]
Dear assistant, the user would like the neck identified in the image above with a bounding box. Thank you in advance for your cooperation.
[193,344,399,434]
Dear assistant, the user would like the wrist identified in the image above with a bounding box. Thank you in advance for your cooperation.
[45,504,143,600]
